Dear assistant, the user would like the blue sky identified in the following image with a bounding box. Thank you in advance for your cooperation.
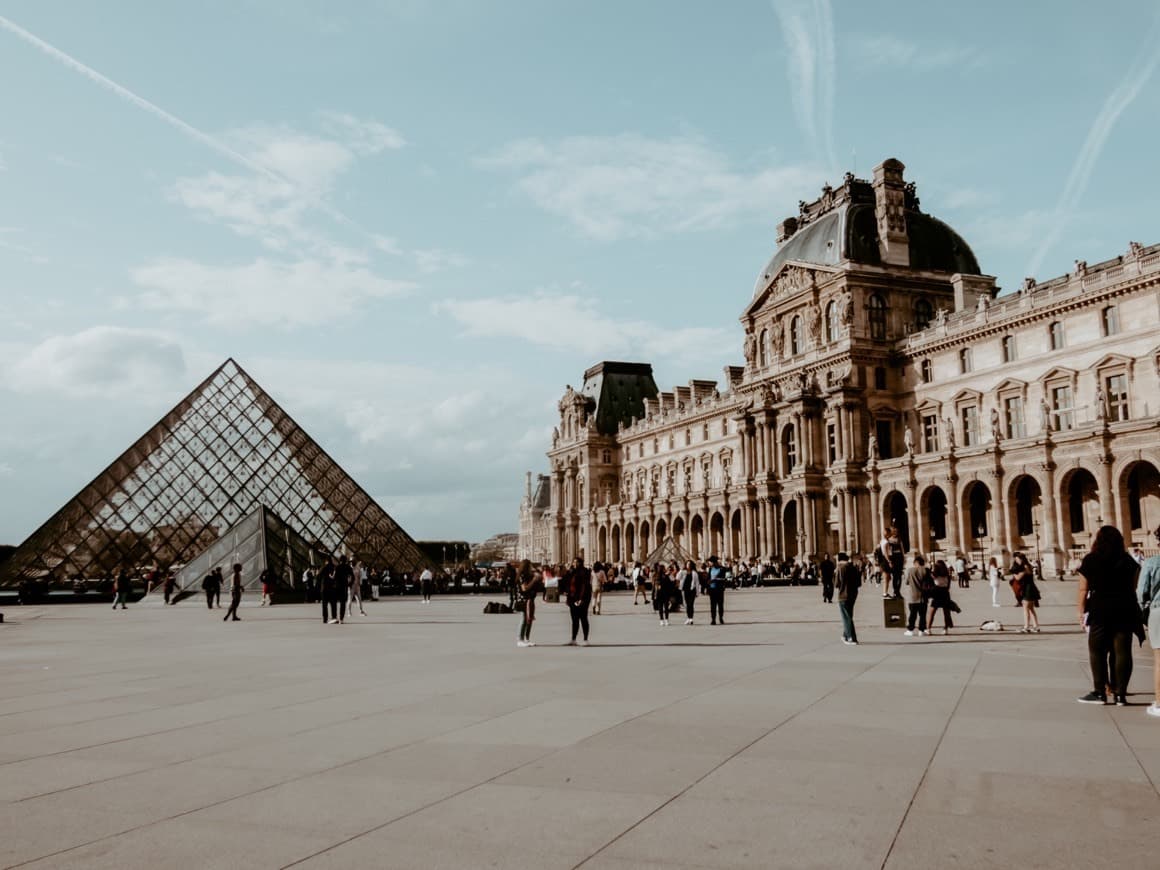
[1,0,1158,544]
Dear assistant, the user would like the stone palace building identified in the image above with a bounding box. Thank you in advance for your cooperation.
[518,158,1160,576]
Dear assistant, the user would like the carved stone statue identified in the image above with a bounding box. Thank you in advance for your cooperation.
[770,325,785,358]
[1074,259,1087,276]
[552,426,559,447]
[934,307,947,327]
[976,295,990,312]
[841,291,854,326]
[760,383,775,406]
[1128,240,1144,261]
[867,433,879,462]
[1095,385,1106,420]
[903,426,915,456]
[771,381,783,401]
[990,407,1002,440]
[1039,397,1052,432]
[743,333,756,368]
[945,418,955,449]
[806,302,822,343]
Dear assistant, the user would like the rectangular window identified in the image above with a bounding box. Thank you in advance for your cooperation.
[1102,306,1120,337]
[875,419,894,460]
[961,405,979,447]
[703,423,709,440]
[959,347,972,374]
[1106,374,1129,421]
[922,414,939,453]
[920,359,932,383]
[1052,385,1075,431]
[874,366,887,390]
[1004,396,1026,439]
[827,423,837,464]
[1002,336,1016,364]
[1050,322,1065,351]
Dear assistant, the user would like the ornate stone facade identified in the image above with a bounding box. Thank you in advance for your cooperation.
[527,159,1160,576]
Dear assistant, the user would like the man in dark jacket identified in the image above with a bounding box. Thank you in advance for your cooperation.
[201,569,221,609]
[565,557,592,645]
[707,556,728,625]
[819,554,836,603]
[835,552,862,645]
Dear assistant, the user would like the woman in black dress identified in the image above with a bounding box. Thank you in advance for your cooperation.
[1076,526,1145,705]
[1011,553,1040,633]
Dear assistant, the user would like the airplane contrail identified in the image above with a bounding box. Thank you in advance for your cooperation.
[0,14,371,239]
[1026,16,1160,277]
[771,0,838,173]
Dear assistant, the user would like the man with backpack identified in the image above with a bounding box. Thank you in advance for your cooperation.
[707,556,728,625]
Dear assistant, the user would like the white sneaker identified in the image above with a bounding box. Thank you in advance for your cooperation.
[1146,703,1160,718]
[918,630,926,636]
[328,619,338,624]
[517,641,528,647]
[526,642,535,647]
[904,630,914,637]
[582,640,590,646]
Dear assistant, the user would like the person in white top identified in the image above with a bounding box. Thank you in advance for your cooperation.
[419,567,434,603]
[987,556,1002,607]
[349,561,367,615]
[631,562,649,606]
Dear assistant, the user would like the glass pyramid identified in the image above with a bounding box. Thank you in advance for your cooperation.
[0,359,429,587]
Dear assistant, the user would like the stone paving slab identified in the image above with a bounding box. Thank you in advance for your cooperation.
[0,581,1156,869]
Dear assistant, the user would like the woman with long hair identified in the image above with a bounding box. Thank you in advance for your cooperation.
[653,562,673,626]
[1136,525,1160,718]
[591,561,607,615]
[516,561,543,648]
[680,559,698,625]
[1010,553,1040,632]
[987,556,1002,607]
[927,558,954,635]
[1077,526,1145,705]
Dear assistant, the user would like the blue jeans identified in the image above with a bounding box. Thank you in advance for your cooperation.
[839,596,858,642]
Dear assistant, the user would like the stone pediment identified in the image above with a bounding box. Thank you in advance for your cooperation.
[743,261,837,318]
[993,377,1027,393]
[1090,352,1133,370]
[1038,366,1077,384]
[950,387,984,403]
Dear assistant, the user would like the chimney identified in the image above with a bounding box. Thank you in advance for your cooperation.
[872,158,910,267]
[525,471,532,501]
[776,216,798,245]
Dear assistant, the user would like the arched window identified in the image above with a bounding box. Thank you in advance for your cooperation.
[782,424,797,473]
[825,301,840,343]
[914,297,934,331]
[758,328,768,367]
[790,315,804,355]
[868,294,887,340]
[1049,321,1064,351]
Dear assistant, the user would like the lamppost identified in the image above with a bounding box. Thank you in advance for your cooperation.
[976,522,986,566]
[930,526,938,560]
[1031,516,1042,576]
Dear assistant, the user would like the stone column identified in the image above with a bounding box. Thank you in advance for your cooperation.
[992,471,1009,559]
[835,408,846,462]
[839,488,851,553]
[1097,454,1115,527]
[945,476,961,555]
[869,481,882,549]
[906,479,919,554]
[765,416,776,475]
[1041,461,1060,576]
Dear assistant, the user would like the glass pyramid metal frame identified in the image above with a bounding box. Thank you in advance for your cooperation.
[0,359,429,587]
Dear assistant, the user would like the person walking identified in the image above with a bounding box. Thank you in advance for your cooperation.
[632,562,649,606]
[111,568,131,610]
[680,559,698,625]
[591,561,607,615]
[565,557,592,645]
[654,563,674,626]
[1011,553,1040,633]
[707,556,727,625]
[348,560,367,615]
[333,556,352,623]
[1136,524,1160,718]
[516,561,544,647]
[201,568,220,610]
[162,572,177,605]
[954,553,969,589]
[835,552,861,645]
[259,567,274,606]
[223,563,243,622]
[318,559,338,624]
[987,557,1002,607]
[1077,526,1145,705]
[419,566,434,604]
[927,558,955,635]
[902,554,929,636]
[819,553,836,604]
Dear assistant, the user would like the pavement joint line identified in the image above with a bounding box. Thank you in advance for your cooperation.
[877,651,983,870]
[568,641,905,870]
[277,634,856,869]
[10,658,583,802]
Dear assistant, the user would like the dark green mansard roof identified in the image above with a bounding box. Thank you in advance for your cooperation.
[579,362,659,436]
[754,204,980,296]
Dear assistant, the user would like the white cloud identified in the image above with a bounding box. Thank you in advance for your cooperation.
[131,256,414,328]
[940,187,1000,211]
[847,34,988,71]
[963,210,1055,252]
[318,111,405,154]
[413,248,469,273]
[435,291,732,360]
[480,134,820,241]
[0,326,187,398]
[771,0,837,172]
[0,462,13,477]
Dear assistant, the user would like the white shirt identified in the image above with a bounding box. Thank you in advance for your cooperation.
[420,569,433,582]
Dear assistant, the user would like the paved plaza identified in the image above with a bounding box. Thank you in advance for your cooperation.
[1,581,1156,869]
